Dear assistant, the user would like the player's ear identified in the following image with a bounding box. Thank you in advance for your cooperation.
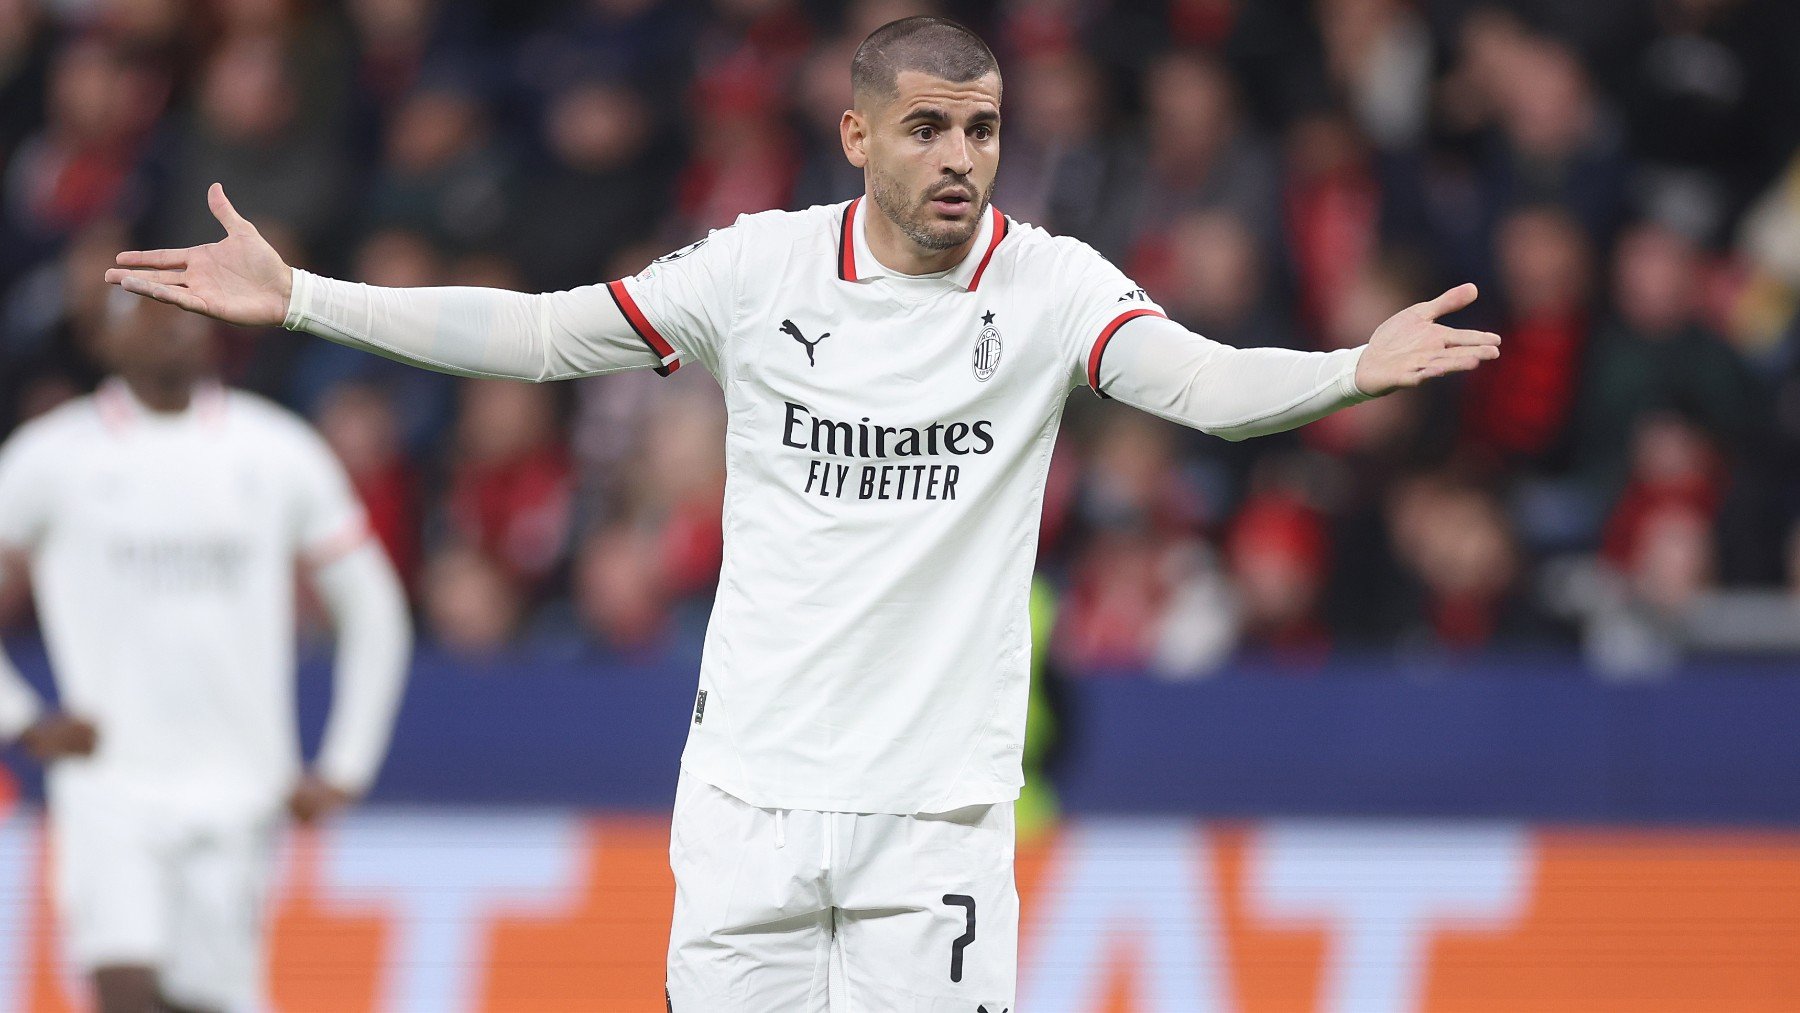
[841,109,869,169]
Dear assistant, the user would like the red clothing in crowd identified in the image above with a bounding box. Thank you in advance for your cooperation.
[1602,461,1724,567]
[17,140,138,231]
[1284,159,1380,339]
[658,493,725,597]
[1056,533,1174,672]
[447,444,574,587]
[1461,310,1587,461]
[350,461,421,589]
[1228,490,1333,666]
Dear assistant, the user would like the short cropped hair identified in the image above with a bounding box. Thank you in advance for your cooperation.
[850,16,1000,109]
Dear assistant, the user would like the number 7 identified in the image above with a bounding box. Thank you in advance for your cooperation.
[943,894,976,983]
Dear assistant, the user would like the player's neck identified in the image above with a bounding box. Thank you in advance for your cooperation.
[862,201,980,276]
[120,374,196,414]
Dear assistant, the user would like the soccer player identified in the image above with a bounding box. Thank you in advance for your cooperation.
[103,17,1498,1010]
[0,294,412,1013]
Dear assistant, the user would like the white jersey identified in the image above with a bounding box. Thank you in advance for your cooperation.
[614,199,1169,813]
[284,195,1364,815]
[0,381,373,820]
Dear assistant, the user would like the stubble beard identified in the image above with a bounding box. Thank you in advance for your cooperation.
[870,168,995,252]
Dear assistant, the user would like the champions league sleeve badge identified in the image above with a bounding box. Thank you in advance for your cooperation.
[973,310,1002,382]
[637,235,710,280]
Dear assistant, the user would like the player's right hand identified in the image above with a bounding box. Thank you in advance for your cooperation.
[18,713,97,762]
[104,183,293,328]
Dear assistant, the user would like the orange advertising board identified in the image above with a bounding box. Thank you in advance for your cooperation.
[2,811,1798,1012]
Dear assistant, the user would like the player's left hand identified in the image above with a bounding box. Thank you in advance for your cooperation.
[287,772,355,825]
[1353,283,1501,397]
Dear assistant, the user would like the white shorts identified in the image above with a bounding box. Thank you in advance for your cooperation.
[49,788,277,1012]
[666,771,1018,1012]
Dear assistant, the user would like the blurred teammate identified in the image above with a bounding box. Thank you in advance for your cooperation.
[103,16,1497,1010]
[0,295,412,1013]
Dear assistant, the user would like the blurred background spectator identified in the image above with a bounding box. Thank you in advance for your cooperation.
[4,0,1800,681]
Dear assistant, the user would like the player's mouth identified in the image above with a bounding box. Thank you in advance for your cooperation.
[927,188,974,216]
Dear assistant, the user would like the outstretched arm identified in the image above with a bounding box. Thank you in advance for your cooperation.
[105,184,672,382]
[1096,284,1499,440]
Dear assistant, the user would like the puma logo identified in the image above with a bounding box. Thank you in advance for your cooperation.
[780,319,829,366]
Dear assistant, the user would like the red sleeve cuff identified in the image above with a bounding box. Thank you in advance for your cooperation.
[606,280,682,376]
[1085,308,1166,398]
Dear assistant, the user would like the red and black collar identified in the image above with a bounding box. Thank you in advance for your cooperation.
[836,197,1009,291]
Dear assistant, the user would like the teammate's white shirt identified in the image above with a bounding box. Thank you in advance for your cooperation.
[0,381,382,821]
[285,197,1368,815]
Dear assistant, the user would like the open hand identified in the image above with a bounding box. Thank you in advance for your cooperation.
[104,183,293,327]
[18,713,97,762]
[1353,283,1501,397]
[287,771,355,825]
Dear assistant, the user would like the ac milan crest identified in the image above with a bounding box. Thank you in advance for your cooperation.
[972,310,1002,382]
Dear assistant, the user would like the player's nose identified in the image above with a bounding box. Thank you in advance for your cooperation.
[940,131,975,175]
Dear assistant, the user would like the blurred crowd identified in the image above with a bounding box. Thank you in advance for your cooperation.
[5,0,1800,678]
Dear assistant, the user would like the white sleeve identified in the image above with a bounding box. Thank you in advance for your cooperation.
[1051,237,1375,435]
[282,223,745,384]
[283,269,677,382]
[609,222,743,378]
[1095,314,1375,441]
[1046,235,1173,390]
[307,543,411,795]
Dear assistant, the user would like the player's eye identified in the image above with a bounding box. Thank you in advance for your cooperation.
[972,125,993,141]
[913,126,936,141]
